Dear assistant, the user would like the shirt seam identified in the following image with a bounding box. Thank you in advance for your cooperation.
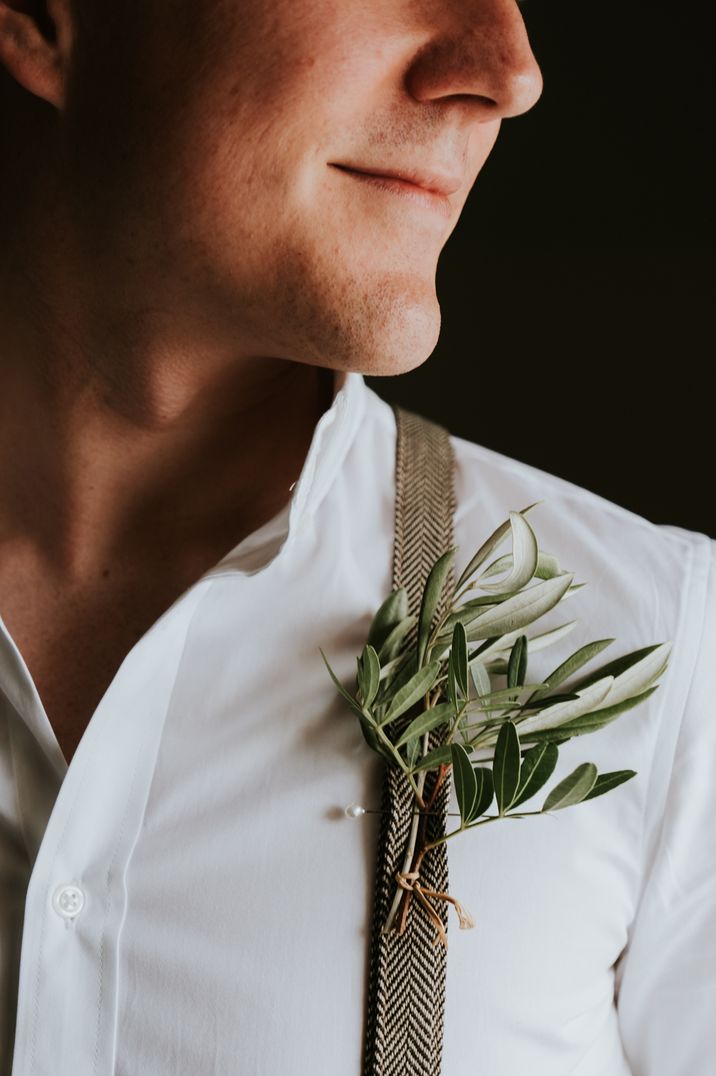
[92,745,145,1076]
[105,577,219,1074]
[7,716,33,870]
[622,531,710,945]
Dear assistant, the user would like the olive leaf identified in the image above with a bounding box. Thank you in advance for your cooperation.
[477,511,539,594]
[516,675,616,736]
[319,648,365,720]
[469,656,491,698]
[440,592,518,639]
[473,619,578,666]
[319,649,393,762]
[373,649,417,709]
[417,548,457,667]
[563,643,671,706]
[451,742,478,825]
[493,720,521,815]
[406,736,422,769]
[470,767,495,823]
[526,638,616,704]
[481,549,562,583]
[411,743,455,773]
[518,685,660,745]
[587,643,672,709]
[507,634,528,688]
[366,587,409,652]
[356,644,381,710]
[450,620,469,698]
[465,573,575,640]
[394,702,455,749]
[381,661,441,726]
[510,742,559,809]
[472,682,547,706]
[378,614,418,664]
[542,762,599,811]
[454,501,543,592]
[582,770,636,800]
[356,713,395,762]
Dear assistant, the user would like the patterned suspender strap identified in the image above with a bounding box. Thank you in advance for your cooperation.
[362,404,457,1076]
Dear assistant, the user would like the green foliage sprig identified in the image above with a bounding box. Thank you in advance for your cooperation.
[321,502,671,947]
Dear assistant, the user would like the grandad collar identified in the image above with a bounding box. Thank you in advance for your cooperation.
[205,365,368,577]
[287,366,367,530]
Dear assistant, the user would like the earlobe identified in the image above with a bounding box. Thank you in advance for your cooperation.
[0,1,70,110]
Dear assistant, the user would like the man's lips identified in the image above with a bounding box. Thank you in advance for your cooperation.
[329,163,460,218]
[329,163,463,197]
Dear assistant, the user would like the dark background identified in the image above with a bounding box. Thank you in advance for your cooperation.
[366,0,714,535]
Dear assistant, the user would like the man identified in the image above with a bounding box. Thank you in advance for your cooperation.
[0,2,713,1074]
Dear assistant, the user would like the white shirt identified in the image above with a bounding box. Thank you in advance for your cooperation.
[2,367,714,1076]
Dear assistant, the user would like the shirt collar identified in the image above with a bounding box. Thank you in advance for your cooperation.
[209,365,368,575]
[287,366,366,531]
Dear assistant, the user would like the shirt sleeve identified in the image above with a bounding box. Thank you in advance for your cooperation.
[615,534,716,1074]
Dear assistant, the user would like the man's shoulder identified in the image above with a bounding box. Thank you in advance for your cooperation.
[444,424,716,697]
[446,426,715,762]
[358,386,712,587]
[449,426,712,578]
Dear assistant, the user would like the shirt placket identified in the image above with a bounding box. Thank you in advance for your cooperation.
[9,580,210,1076]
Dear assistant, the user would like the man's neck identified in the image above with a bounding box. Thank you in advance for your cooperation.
[0,258,337,586]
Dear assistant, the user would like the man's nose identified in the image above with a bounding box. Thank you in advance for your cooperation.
[405,0,544,121]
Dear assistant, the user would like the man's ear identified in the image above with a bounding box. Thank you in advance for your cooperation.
[0,0,73,110]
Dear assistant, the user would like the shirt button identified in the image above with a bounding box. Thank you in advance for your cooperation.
[52,883,85,920]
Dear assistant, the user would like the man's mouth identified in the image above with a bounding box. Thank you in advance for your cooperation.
[328,163,459,219]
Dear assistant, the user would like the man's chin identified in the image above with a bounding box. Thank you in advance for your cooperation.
[316,246,443,375]
[249,254,442,377]
[351,293,442,378]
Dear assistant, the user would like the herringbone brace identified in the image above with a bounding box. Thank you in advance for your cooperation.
[362,404,457,1076]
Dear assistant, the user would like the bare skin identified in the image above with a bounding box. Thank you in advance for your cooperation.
[0,0,542,763]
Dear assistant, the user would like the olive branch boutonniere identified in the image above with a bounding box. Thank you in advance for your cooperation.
[320,502,671,947]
